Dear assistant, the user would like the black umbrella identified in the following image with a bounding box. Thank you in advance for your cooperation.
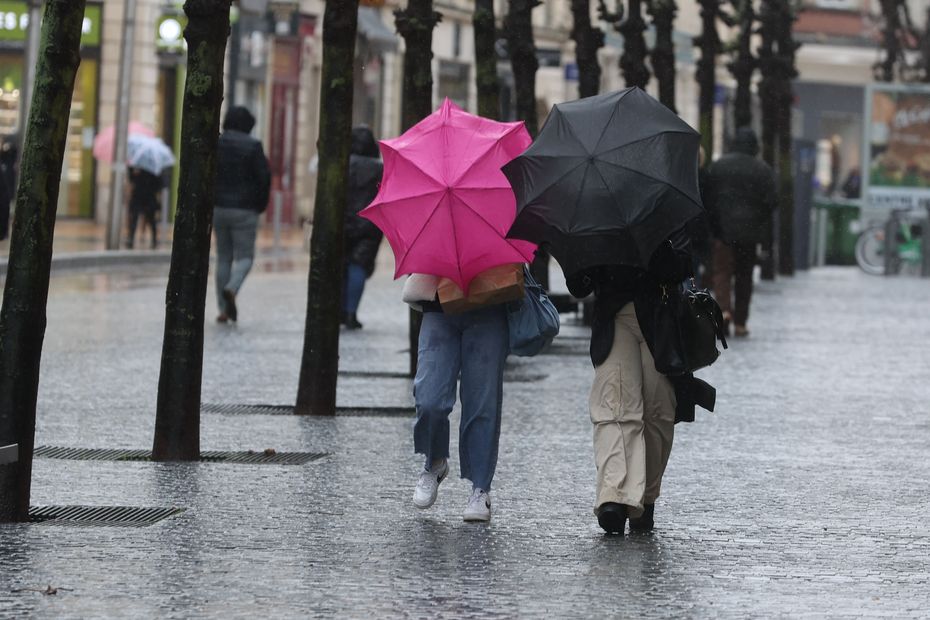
[503,87,704,277]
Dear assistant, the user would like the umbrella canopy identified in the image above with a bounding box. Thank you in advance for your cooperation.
[127,135,175,176]
[503,87,704,277]
[360,98,537,293]
[92,121,155,163]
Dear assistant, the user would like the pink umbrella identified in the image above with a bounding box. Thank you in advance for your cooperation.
[92,121,156,163]
[361,99,537,294]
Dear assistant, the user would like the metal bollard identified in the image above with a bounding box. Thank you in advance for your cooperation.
[922,206,930,278]
[0,443,18,465]
[883,212,897,276]
[272,190,283,257]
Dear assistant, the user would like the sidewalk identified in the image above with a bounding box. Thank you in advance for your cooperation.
[0,219,308,275]
[1,263,929,617]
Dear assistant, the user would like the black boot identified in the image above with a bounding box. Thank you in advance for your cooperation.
[596,502,626,535]
[344,313,363,330]
[628,504,655,532]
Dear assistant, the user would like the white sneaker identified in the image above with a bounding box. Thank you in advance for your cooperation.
[463,488,491,522]
[413,460,448,509]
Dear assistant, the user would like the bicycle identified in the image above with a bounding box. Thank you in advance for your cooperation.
[855,208,925,275]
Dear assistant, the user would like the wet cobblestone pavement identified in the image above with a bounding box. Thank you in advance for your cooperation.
[1,257,929,618]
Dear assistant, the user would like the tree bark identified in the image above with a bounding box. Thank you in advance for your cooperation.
[504,0,541,138]
[876,0,902,82]
[620,0,650,90]
[0,0,85,522]
[295,0,359,415]
[757,0,776,280]
[647,0,677,112]
[474,0,500,119]
[396,0,440,377]
[727,0,755,129]
[152,0,231,458]
[570,0,604,99]
[774,0,798,276]
[695,0,720,158]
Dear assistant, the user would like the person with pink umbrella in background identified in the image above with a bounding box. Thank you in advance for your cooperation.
[361,100,535,522]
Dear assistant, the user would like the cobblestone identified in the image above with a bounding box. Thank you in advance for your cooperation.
[1,258,929,618]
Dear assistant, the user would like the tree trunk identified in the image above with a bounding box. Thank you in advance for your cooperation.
[695,0,720,158]
[728,0,755,129]
[152,0,231,459]
[474,0,500,119]
[294,0,360,415]
[620,0,650,90]
[876,0,902,82]
[396,0,441,378]
[505,0,541,138]
[570,0,604,99]
[647,0,677,112]
[757,0,776,280]
[774,0,798,276]
[0,0,85,522]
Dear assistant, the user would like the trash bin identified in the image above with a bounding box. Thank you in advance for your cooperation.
[813,200,861,265]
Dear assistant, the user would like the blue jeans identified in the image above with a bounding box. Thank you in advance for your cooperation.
[413,305,509,491]
[343,263,367,314]
[214,208,259,314]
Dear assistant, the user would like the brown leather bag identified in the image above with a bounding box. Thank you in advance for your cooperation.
[437,264,525,314]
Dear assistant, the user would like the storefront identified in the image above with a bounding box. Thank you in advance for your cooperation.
[0,0,102,218]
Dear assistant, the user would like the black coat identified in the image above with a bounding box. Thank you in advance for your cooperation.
[128,168,163,213]
[567,229,716,423]
[704,133,777,245]
[344,128,384,276]
[215,129,271,213]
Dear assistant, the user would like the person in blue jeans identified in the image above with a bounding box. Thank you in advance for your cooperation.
[403,275,510,522]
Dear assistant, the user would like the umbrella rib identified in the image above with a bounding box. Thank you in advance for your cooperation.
[449,123,525,187]
[593,129,698,157]
[449,195,464,286]
[452,190,527,251]
[394,192,450,276]
[516,158,589,207]
[595,159,703,208]
[588,93,626,155]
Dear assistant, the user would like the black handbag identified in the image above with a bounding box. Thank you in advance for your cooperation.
[653,281,728,376]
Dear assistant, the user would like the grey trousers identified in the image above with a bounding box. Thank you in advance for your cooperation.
[589,304,677,516]
[214,208,259,314]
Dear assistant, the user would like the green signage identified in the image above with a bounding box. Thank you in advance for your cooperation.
[0,1,101,47]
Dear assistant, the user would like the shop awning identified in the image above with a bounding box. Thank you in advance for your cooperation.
[357,7,398,54]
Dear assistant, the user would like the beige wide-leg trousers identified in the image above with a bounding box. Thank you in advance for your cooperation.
[589,303,677,515]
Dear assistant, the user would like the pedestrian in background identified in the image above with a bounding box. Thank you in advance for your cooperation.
[342,126,384,330]
[704,127,776,338]
[0,135,18,240]
[126,167,162,249]
[402,274,511,523]
[567,229,713,535]
[213,106,271,324]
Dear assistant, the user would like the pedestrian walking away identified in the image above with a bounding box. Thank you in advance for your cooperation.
[704,127,777,338]
[341,126,384,330]
[360,100,536,522]
[568,229,715,535]
[126,167,163,249]
[213,106,271,324]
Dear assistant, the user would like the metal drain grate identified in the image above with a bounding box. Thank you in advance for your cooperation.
[201,403,415,417]
[339,370,410,379]
[28,505,183,527]
[34,446,327,465]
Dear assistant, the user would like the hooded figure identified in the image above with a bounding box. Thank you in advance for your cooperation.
[704,127,777,337]
[342,126,384,329]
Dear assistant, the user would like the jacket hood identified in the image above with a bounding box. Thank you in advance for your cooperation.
[224,106,256,133]
[351,126,380,158]
[731,127,759,156]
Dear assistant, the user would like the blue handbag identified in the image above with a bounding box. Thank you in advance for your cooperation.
[507,267,560,356]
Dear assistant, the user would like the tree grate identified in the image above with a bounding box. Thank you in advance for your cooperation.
[201,403,415,417]
[34,446,327,465]
[28,505,183,527]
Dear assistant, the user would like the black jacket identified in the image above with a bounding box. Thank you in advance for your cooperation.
[215,130,271,212]
[704,130,777,245]
[567,229,716,423]
[344,127,384,276]
[128,168,163,212]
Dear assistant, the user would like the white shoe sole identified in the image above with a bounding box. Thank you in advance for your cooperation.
[462,513,490,522]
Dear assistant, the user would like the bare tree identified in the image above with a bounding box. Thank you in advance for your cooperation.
[727,0,757,129]
[647,0,678,111]
[475,0,501,118]
[0,0,86,521]
[600,0,651,89]
[152,0,232,458]
[505,0,542,136]
[295,0,360,415]
[571,0,605,98]
[694,0,725,158]
[395,0,441,375]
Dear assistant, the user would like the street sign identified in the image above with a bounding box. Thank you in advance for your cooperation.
[0,443,17,465]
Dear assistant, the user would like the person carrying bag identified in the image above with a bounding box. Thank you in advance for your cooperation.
[507,267,560,356]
